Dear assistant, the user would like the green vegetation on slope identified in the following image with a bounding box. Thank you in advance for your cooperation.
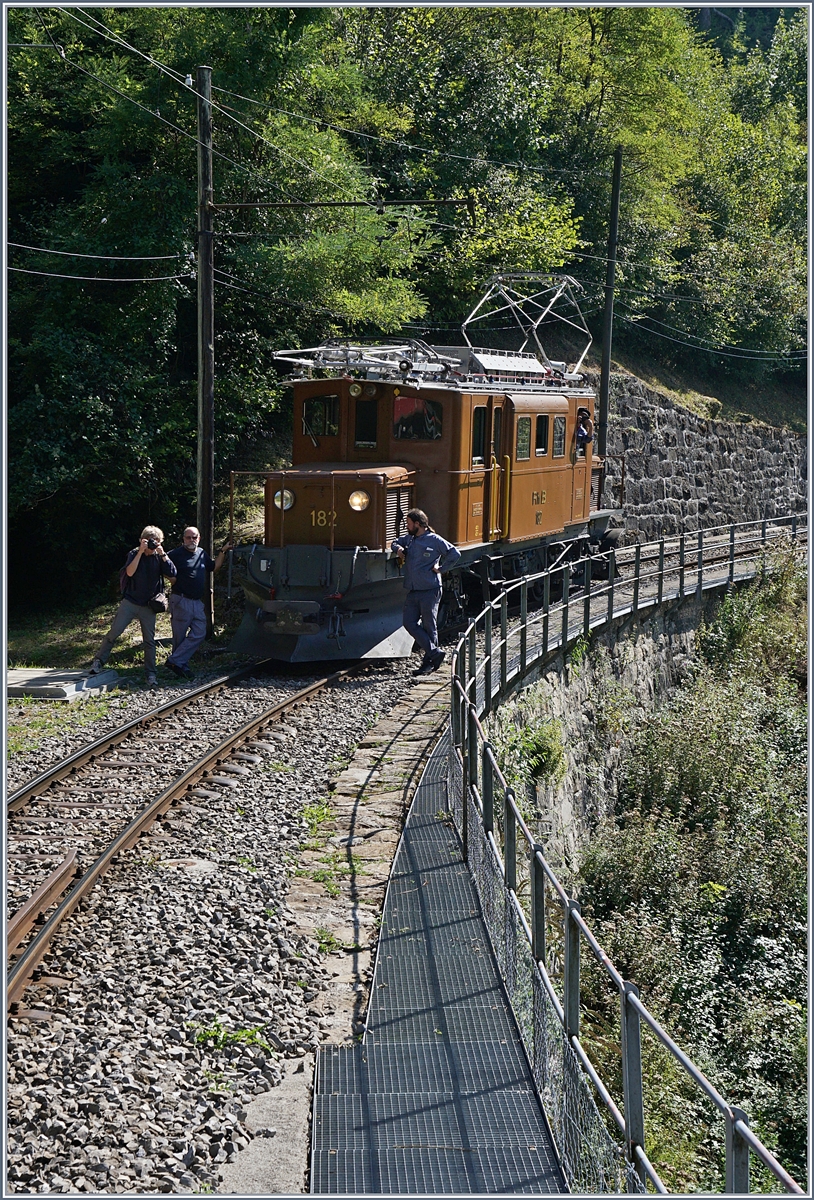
[8,7,806,608]
[577,552,807,1191]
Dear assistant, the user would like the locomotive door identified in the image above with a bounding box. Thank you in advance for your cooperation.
[486,398,504,541]
[572,417,589,521]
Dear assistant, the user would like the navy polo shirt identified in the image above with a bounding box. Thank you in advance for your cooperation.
[167,546,215,600]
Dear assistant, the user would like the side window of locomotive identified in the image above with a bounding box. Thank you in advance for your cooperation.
[303,394,339,438]
[552,415,567,458]
[393,396,443,440]
[536,414,549,456]
[354,399,378,448]
[515,416,531,461]
[492,408,502,460]
[472,406,487,465]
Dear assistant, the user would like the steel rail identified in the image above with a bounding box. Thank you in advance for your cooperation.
[7,852,78,954]
[7,657,288,813]
[7,665,361,1011]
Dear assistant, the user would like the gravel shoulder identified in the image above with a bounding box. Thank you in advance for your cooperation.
[7,659,451,1195]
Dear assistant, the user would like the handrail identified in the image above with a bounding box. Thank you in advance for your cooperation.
[449,512,806,1195]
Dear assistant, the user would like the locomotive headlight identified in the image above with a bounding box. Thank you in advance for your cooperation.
[273,488,295,511]
[348,382,362,397]
[348,490,370,512]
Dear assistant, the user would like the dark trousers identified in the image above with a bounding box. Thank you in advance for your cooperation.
[403,589,441,657]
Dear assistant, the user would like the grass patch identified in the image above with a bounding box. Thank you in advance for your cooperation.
[302,800,333,838]
[7,693,118,758]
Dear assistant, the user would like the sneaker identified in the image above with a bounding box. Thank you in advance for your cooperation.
[166,661,184,679]
[88,659,104,676]
[180,665,195,680]
[145,675,158,688]
[415,658,435,677]
[430,649,447,672]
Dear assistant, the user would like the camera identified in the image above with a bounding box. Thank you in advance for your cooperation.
[147,538,159,551]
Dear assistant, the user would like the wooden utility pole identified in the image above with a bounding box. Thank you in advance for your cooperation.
[598,146,622,459]
[196,64,215,635]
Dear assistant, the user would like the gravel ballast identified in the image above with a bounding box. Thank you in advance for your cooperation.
[7,660,421,1194]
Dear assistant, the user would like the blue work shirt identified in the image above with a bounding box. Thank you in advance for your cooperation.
[391,530,461,592]
[121,549,177,606]
[167,546,216,601]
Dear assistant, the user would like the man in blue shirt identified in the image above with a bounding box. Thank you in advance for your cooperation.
[165,527,232,678]
[391,508,461,675]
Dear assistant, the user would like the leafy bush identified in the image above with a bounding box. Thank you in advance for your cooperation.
[577,559,807,1191]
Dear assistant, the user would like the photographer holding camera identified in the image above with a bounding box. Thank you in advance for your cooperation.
[89,525,177,688]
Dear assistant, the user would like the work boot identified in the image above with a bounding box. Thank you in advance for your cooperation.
[415,656,434,676]
[430,649,447,672]
[88,658,104,675]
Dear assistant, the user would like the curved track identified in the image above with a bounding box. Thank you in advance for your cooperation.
[7,662,362,1010]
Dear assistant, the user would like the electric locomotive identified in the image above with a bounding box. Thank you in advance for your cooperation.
[230,275,621,661]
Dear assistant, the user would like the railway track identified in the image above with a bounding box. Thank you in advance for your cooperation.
[6,661,363,1012]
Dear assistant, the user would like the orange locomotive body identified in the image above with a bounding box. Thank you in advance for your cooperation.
[231,276,619,661]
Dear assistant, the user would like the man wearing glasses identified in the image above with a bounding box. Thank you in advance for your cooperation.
[165,527,232,679]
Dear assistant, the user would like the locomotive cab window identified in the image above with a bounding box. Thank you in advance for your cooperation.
[393,395,443,440]
[472,406,487,465]
[354,399,378,448]
[303,394,339,438]
[492,408,502,460]
[536,414,549,456]
[515,416,531,461]
[552,415,566,457]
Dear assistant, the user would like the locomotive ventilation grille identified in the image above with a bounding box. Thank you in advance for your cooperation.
[386,486,413,542]
[590,467,603,510]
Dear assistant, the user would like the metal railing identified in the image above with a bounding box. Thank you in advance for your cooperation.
[448,513,806,1194]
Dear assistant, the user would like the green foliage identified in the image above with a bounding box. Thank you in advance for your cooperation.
[190,1017,274,1056]
[493,712,567,795]
[7,7,806,608]
[577,560,808,1190]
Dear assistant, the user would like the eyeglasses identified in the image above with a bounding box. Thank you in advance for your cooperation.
[184,534,200,540]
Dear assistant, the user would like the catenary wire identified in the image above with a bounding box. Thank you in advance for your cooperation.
[9,267,193,282]
[616,300,805,357]
[616,314,805,362]
[9,242,183,261]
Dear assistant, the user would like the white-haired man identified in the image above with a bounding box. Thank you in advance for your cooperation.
[164,527,232,678]
[89,526,177,687]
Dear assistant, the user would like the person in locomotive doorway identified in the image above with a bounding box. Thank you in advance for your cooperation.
[391,508,461,676]
[575,407,594,456]
[164,527,233,679]
[88,526,177,688]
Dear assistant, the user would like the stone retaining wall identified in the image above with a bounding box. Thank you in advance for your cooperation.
[584,370,807,538]
[488,592,716,874]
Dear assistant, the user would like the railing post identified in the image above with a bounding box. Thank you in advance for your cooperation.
[791,513,797,543]
[607,549,615,624]
[678,533,685,598]
[484,605,493,716]
[504,789,517,893]
[468,706,479,791]
[564,897,580,1040]
[561,564,571,651]
[761,518,767,545]
[520,579,528,675]
[729,524,736,585]
[621,982,646,1188]
[632,543,640,615]
[482,744,494,835]
[542,572,550,655]
[657,538,665,605]
[531,849,546,965]
[725,1107,750,1195]
[696,530,704,599]
[468,625,477,706]
[583,556,592,640]
[500,592,508,692]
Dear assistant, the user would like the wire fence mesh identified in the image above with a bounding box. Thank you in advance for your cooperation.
[448,749,644,1194]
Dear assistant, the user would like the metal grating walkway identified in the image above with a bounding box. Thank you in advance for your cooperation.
[312,731,566,1194]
